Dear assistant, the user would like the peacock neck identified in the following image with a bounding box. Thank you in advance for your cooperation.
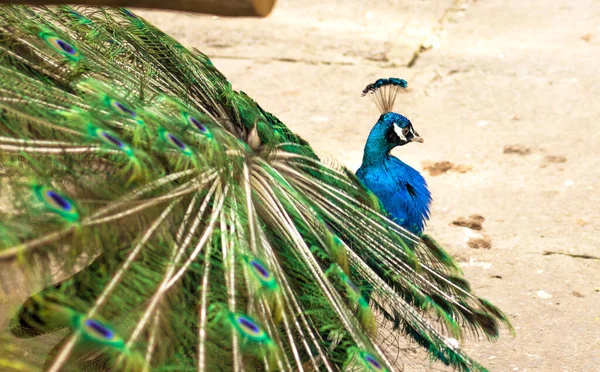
[361,122,397,167]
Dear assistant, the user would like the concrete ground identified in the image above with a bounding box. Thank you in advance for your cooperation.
[137,0,600,370]
[0,1,597,371]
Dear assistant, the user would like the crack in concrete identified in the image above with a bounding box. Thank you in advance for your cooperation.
[407,0,470,68]
[543,251,600,261]
[210,55,411,69]
[210,54,357,66]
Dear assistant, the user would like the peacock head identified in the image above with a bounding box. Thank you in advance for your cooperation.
[379,111,423,147]
[362,78,423,150]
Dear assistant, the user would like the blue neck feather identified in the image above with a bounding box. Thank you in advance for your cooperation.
[361,121,395,166]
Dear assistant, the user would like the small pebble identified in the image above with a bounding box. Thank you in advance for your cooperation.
[452,214,485,230]
[537,290,552,299]
[503,144,531,155]
[422,160,472,176]
[310,115,329,123]
[460,258,492,269]
[544,155,567,163]
[467,235,492,249]
[445,337,460,348]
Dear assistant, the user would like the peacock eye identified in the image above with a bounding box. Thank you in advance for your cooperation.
[359,351,386,371]
[402,127,410,136]
[40,31,80,61]
[229,313,270,342]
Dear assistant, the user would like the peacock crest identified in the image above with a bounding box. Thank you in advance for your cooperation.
[361,78,408,114]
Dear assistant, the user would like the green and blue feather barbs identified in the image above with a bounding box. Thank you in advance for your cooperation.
[120,8,139,20]
[87,125,134,157]
[211,309,278,367]
[182,111,213,138]
[243,256,283,322]
[65,8,93,24]
[358,350,388,372]
[152,95,213,138]
[245,256,277,290]
[158,128,193,156]
[103,95,142,123]
[74,315,125,349]
[329,234,349,274]
[327,264,368,307]
[210,305,274,344]
[39,30,80,62]
[66,8,84,19]
[120,8,146,29]
[33,185,79,222]
[327,264,376,334]
[342,273,364,302]
[229,313,271,343]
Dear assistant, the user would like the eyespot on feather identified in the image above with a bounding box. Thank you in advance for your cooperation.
[103,95,138,119]
[33,185,79,222]
[158,128,193,156]
[182,112,213,138]
[88,124,134,157]
[183,112,206,132]
[229,313,270,343]
[359,350,387,372]
[245,256,277,289]
[74,316,125,349]
[39,30,80,61]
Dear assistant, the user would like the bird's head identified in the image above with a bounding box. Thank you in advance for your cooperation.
[379,112,423,148]
[362,78,422,149]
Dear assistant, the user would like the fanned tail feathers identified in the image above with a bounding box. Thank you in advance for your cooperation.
[0,6,511,371]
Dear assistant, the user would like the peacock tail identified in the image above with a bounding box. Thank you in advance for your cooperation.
[0,5,511,371]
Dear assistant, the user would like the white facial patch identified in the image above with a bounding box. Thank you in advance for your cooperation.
[393,123,406,141]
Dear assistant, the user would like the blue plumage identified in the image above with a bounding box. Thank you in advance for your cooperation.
[357,80,431,235]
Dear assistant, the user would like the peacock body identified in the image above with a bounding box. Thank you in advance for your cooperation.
[357,79,431,236]
[0,6,510,371]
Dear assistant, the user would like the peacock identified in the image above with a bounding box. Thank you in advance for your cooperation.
[357,78,430,236]
[0,5,512,371]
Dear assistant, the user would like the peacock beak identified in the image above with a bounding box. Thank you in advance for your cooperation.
[411,135,424,143]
